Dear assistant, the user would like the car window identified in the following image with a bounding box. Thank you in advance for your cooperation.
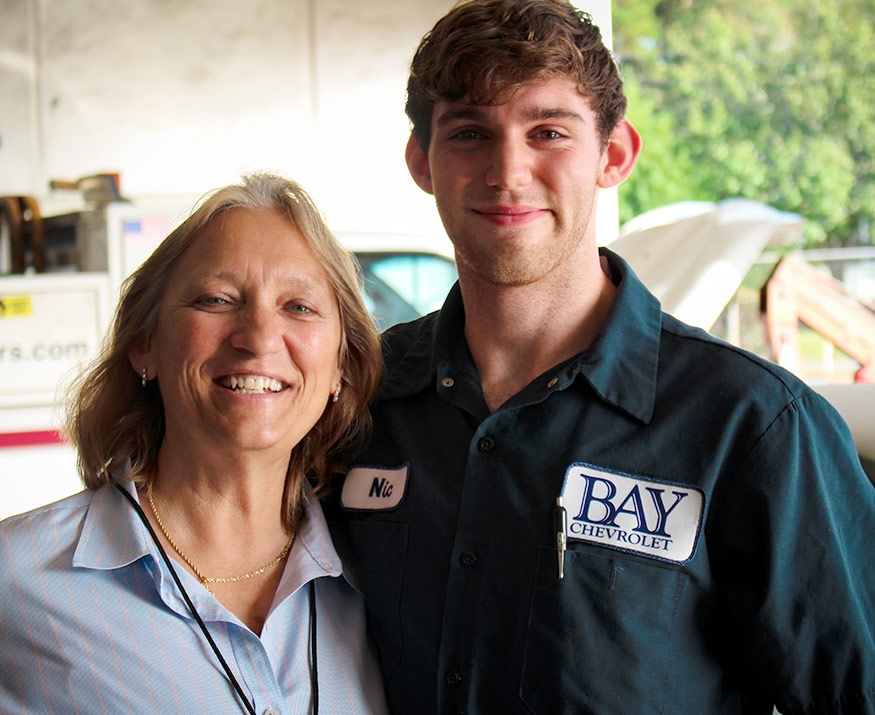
[354,252,457,331]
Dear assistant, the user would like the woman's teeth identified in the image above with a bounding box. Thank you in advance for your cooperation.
[222,375,285,394]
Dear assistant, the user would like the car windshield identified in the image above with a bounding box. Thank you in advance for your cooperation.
[355,251,457,331]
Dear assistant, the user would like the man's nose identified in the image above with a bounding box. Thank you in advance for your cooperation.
[485,138,533,190]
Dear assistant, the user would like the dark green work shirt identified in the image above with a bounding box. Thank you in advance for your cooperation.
[333,248,875,715]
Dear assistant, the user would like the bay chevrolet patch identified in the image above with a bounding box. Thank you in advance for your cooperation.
[341,464,409,511]
[561,463,705,564]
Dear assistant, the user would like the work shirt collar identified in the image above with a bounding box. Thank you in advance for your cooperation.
[379,247,661,424]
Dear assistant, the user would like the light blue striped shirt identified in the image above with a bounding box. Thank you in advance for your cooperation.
[0,481,387,714]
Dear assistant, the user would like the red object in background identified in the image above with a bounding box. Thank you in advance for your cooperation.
[0,431,65,448]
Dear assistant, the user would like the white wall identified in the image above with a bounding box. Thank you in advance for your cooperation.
[0,0,614,237]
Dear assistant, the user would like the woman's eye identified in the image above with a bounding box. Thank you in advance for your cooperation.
[195,295,231,308]
[286,302,315,315]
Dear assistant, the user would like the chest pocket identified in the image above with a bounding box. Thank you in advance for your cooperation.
[521,546,686,715]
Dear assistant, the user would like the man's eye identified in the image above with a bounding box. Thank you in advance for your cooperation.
[450,128,484,141]
[535,129,564,141]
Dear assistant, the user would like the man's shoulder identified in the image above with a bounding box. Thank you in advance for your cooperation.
[381,311,441,370]
[655,312,836,427]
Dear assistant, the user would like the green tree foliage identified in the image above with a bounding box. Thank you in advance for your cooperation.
[612,0,875,247]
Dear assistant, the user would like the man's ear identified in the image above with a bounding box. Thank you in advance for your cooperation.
[597,118,642,189]
[405,133,435,195]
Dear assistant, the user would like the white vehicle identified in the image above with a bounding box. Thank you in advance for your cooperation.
[335,231,456,331]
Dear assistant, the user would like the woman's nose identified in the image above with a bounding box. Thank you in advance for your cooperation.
[230,302,284,356]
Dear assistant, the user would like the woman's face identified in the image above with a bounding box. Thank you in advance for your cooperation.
[135,207,343,460]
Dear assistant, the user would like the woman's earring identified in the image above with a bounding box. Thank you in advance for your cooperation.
[96,457,112,480]
[141,367,148,388]
[332,384,342,403]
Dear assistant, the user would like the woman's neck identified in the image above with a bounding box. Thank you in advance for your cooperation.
[142,443,297,633]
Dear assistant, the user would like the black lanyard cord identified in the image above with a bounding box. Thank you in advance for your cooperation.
[309,578,318,713]
[117,483,322,715]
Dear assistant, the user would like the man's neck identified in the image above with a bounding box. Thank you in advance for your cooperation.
[461,252,616,412]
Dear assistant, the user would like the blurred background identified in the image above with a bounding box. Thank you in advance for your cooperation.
[612,0,875,383]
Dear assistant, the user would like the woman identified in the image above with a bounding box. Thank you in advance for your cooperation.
[0,172,387,714]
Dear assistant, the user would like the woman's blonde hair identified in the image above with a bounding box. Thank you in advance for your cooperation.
[65,171,382,530]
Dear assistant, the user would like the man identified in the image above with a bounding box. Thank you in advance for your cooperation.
[332,1,875,712]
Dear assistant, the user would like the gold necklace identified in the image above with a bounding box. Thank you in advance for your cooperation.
[146,482,295,593]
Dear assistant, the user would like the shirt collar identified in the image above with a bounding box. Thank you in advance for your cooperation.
[74,478,354,601]
[73,480,152,571]
[274,489,348,600]
[379,247,661,424]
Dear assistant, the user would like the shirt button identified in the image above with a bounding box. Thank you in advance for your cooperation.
[459,550,478,567]
[441,377,455,388]
[477,436,495,453]
[445,669,463,686]
[547,377,558,388]
[263,708,280,715]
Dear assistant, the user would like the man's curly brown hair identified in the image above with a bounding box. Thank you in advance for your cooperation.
[406,0,627,152]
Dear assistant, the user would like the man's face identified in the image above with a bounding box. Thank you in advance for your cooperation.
[410,77,611,287]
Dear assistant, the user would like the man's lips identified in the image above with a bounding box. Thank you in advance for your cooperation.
[473,205,547,227]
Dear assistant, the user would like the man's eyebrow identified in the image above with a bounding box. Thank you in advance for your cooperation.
[522,107,587,124]
[435,107,487,127]
[434,105,588,127]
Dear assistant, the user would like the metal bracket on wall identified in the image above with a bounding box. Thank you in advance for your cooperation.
[0,196,44,273]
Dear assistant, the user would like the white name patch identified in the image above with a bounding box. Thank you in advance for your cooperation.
[341,465,408,511]
[561,463,704,564]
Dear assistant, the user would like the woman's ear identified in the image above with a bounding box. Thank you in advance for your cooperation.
[405,133,435,195]
[597,118,642,189]
[128,338,152,382]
